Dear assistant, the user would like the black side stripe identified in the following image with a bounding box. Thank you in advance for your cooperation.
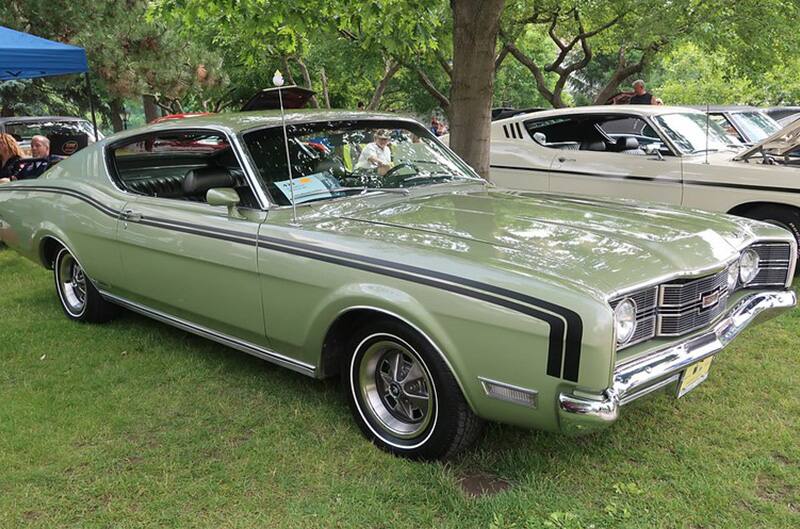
[515,122,524,139]
[1,185,121,218]
[257,234,584,381]
[490,164,800,193]
[2,185,584,381]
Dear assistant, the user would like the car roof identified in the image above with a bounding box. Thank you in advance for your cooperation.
[113,109,412,139]
[687,105,763,113]
[0,116,90,124]
[493,105,703,125]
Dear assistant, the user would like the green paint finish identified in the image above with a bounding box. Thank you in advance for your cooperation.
[0,112,794,435]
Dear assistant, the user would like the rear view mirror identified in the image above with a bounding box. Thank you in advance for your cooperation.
[206,187,240,216]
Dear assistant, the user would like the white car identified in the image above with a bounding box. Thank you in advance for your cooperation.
[487,105,800,251]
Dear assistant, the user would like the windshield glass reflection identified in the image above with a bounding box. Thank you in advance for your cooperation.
[243,120,482,206]
[654,113,741,154]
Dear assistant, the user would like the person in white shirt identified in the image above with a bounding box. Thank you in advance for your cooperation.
[355,130,392,175]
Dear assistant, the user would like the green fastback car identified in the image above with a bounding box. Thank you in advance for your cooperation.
[0,111,796,459]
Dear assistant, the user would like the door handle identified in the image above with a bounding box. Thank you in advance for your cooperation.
[557,156,576,163]
[121,209,142,222]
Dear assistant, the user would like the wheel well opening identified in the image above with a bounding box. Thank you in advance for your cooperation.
[40,237,64,269]
[727,202,797,218]
[319,309,404,379]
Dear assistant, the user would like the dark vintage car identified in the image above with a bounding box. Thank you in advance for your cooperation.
[0,116,102,156]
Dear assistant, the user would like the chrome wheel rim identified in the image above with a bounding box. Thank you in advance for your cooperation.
[58,253,87,315]
[358,339,434,439]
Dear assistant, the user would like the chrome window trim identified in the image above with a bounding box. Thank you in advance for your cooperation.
[102,124,270,211]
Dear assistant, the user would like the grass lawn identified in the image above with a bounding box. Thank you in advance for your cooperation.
[1,247,798,529]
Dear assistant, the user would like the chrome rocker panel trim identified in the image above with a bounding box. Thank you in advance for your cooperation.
[99,290,316,377]
[558,290,797,433]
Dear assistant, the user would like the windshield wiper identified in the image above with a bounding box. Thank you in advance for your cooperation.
[329,186,411,196]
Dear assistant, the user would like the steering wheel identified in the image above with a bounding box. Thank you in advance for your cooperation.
[382,162,419,179]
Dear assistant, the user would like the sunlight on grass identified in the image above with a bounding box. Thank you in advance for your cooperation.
[1,249,798,528]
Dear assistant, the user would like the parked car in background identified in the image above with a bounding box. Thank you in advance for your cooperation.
[690,105,782,146]
[0,116,102,157]
[763,106,800,127]
[486,105,800,253]
[1,111,796,459]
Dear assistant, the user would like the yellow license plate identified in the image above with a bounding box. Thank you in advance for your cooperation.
[677,356,714,398]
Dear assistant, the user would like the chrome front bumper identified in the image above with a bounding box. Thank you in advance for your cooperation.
[558,290,797,434]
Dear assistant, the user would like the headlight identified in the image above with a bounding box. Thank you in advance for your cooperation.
[727,262,739,291]
[739,248,760,285]
[614,298,637,345]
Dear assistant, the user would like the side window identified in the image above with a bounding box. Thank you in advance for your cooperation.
[710,114,744,143]
[109,130,258,208]
[597,116,673,156]
[523,117,581,150]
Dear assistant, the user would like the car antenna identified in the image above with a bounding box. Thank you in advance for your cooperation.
[274,70,300,227]
[704,102,710,164]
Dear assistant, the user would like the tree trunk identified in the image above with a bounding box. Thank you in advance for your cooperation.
[449,0,505,179]
[109,98,125,132]
[367,59,400,110]
[320,68,331,109]
[142,94,159,123]
[293,57,320,108]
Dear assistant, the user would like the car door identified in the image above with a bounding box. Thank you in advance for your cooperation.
[109,128,270,348]
[545,114,683,205]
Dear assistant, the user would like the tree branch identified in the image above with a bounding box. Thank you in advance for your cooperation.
[367,59,401,110]
[435,51,453,79]
[415,67,449,111]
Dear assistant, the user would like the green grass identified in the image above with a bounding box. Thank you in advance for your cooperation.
[1,248,798,529]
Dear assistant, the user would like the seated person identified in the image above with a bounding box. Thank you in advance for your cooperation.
[0,133,25,183]
[14,135,63,180]
[355,130,392,175]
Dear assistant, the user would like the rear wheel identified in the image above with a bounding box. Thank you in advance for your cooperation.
[343,318,481,460]
[54,247,118,323]
[743,205,800,275]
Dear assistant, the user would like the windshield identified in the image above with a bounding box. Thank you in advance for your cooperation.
[729,112,781,143]
[243,120,482,206]
[653,113,742,154]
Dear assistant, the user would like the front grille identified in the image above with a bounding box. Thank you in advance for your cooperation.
[748,243,793,287]
[660,267,729,307]
[657,267,731,336]
[611,241,794,351]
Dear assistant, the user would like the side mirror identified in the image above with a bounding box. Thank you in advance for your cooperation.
[644,143,664,160]
[206,187,241,216]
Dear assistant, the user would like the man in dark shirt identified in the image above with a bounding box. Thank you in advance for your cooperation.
[15,135,63,180]
[629,80,656,105]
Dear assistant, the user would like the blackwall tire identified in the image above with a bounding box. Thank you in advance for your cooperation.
[343,318,482,460]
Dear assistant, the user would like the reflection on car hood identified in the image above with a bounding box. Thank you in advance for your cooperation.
[734,117,800,160]
[309,188,758,296]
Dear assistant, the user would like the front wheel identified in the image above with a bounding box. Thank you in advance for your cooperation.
[54,247,118,323]
[343,318,482,460]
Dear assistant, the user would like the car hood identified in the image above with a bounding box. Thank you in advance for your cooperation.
[734,117,800,160]
[307,188,759,297]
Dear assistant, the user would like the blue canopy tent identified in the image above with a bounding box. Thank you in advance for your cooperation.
[0,25,98,138]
